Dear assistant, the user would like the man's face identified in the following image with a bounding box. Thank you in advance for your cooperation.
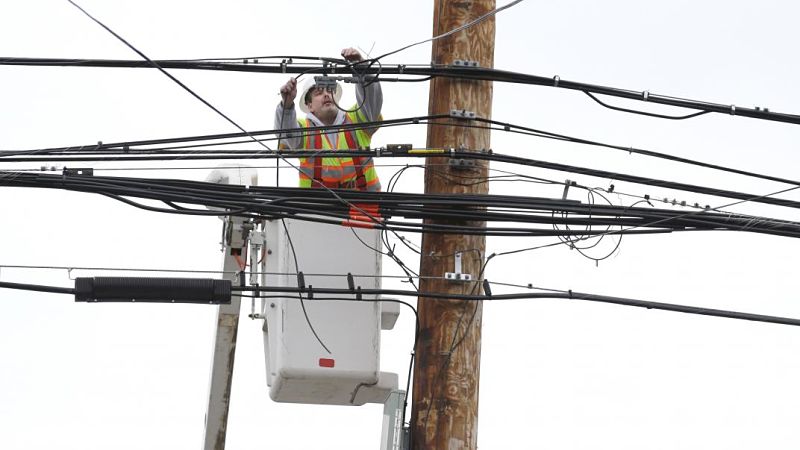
[306,86,337,119]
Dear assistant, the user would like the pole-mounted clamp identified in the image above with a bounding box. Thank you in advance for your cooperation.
[449,109,476,120]
[444,252,473,282]
[453,59,479,68]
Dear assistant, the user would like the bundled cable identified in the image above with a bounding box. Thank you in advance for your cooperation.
[2,57,798,125]
[3,171,800,239]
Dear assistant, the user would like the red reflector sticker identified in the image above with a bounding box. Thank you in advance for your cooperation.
[319,358,335,368]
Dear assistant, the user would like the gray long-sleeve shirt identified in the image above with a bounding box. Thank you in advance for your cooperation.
[274,81,383,149]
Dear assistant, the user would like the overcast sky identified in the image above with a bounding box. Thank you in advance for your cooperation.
[2,1,800,449]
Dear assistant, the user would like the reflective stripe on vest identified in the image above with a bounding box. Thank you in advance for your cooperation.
[297,110,381,191]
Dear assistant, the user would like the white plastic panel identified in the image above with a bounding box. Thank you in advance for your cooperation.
[261,218,397,405]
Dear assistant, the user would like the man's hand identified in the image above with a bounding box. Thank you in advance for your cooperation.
[279,77,297,108]
[341,47,364,63]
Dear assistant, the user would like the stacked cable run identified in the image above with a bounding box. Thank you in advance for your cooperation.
[2,56,798,125]
[3,171,800,238]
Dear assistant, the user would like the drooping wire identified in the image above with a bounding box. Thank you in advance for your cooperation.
[584,91,712,120]
[280,218,331,354]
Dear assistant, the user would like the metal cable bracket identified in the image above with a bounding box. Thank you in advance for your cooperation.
[444,252,473,282]
[449,109,476,119]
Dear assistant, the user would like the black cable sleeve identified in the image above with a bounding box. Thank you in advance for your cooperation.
[74,277,231,304]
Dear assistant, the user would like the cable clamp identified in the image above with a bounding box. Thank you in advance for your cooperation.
[453,59,479,68]
[730,104,737,116]
[444,252,473,282]
[642,90,650,101]
[386,144,413,153]
[449,109,476,120]
[562,179,573,199]
[62,167,94,177]
[314,75,341,91]
[347,273,355,291]
[449,158,476,170]
[280,59,287,73]
[482,279,492,297]
[307,285,313,300]
[398,64,405,74]
[553,75,560,87]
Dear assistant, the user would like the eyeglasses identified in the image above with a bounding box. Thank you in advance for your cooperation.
[310,86,334,96]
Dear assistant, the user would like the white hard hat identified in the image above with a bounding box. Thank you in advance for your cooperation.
[297,77,342,114]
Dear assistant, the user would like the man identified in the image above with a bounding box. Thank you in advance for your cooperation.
[275,47,382,191]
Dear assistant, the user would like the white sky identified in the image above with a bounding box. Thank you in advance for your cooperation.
[2,1,800,449]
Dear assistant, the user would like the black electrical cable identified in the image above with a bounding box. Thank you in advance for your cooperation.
[0,280,75,295]
[9,274,798,330]
[6,113,800,205]
[281,218,331,354]
[583,91,712,120]
[5,171,800,239]
[235,284,800,328]
[7,140,800,215]
[4,57,799,126]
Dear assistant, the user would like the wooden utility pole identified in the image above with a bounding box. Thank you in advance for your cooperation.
[411,1,495,449]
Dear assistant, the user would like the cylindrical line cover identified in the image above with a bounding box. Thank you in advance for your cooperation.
[74,277,231,304]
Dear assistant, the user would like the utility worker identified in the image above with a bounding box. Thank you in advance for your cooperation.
[275,47,382,191]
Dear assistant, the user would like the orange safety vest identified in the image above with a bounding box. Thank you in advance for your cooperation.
[296,109,381,192]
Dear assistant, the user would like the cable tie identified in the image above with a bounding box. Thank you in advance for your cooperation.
[307,284,314,300]
[356,286,362,301]
[568,289,573,299]
[730,104,737,116]
[562,179,571,199]
[642,90,650,101]
[398,64,405,74]
[553,75,560,87]
[482,279,492,297]
[280,59,287,73]
[347,272,355,291]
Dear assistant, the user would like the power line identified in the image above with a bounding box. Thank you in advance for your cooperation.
[4,277,800,328]
[5,114,799,201]
[3,171,800,238]
[3,57,799,125]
